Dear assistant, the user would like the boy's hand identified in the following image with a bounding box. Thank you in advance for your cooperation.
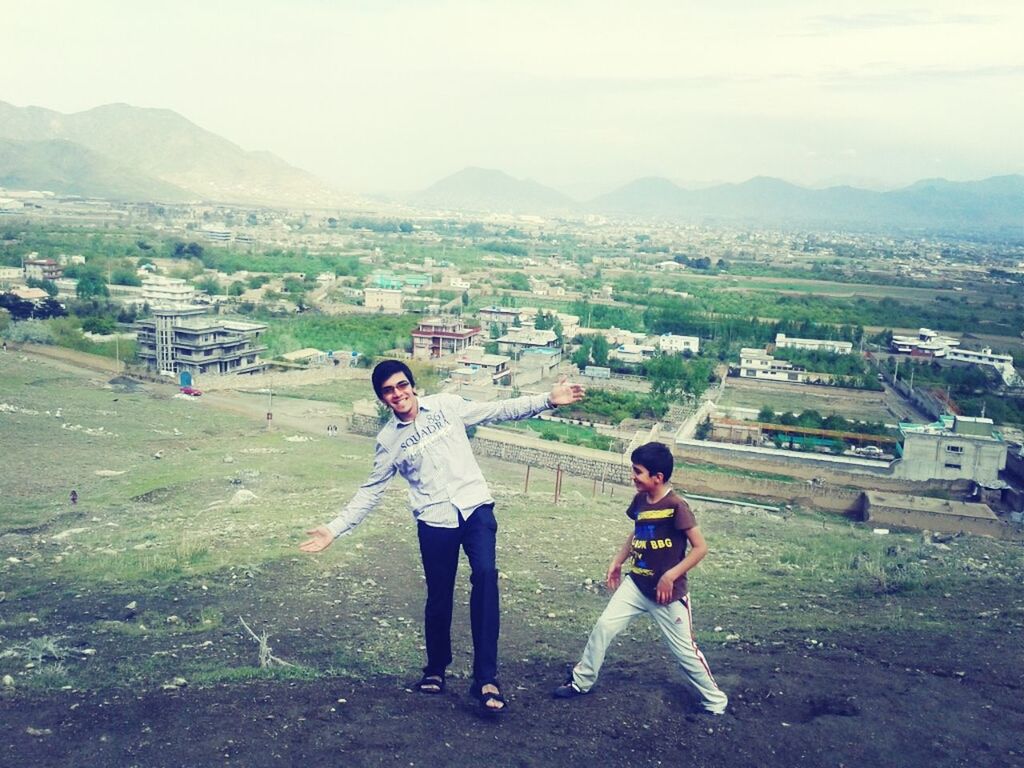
[299,525,335,553]
[548,376,586,407]
[656,574,676,605]
[606,562,622,591]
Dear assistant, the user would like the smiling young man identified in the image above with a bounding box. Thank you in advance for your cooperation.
[300,359,585,714]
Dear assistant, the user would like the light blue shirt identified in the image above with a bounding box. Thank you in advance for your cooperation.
[326,392,551,537]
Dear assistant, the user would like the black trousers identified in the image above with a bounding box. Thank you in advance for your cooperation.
[416,504,499,684]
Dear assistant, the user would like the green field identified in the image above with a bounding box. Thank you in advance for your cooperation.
[2,352,1022,695]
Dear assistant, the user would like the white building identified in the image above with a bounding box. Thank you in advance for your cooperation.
[610,343,657,364]
[142,275,197,310]
[775,333,852,355]
[890,328,960,357]
[657,334,700,355]
[896,415,1006,485]
[946,347,1022,387]
[496,327,559,357]
[738,348,833,384]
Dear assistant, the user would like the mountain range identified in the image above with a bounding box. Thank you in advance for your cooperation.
[0,101,340,207]
[1,100,1021,235]
[415,168,1024,235]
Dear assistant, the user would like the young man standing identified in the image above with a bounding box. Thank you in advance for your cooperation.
[301,359,585,713]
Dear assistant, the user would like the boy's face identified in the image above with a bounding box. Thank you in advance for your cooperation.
[378,371,418,421]
[631,463,664,495]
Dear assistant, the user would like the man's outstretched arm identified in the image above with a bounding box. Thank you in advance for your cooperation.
[299,442,397,553]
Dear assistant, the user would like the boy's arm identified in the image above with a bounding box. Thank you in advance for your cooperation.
[655,525,708,605]
[299,443,397,553]
[606,531,634,591]
[455,377,586,427]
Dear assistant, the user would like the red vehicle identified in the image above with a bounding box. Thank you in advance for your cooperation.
[180,386,203,397]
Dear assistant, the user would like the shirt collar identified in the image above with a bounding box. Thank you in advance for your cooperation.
[393,399,431,428]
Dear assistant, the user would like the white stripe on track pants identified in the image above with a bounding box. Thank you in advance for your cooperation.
[571,576,728,714]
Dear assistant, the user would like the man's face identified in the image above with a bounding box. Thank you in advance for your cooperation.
[378,371,417,421]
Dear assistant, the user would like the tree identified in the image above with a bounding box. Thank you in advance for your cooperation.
[228,281,247,297]
[591,335,610,366]
[757,405,775,423]
[75,268,109,299]
[0,293,35,320]
[646,353,686,397]
[461,291,470,307]
[196,276,220,295]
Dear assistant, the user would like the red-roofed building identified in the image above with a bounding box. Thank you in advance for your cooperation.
[411,317,482,360]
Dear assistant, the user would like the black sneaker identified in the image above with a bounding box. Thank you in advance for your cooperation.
[552,678,589,699]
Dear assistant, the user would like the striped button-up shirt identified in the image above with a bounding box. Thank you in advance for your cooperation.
[326,392,551,537]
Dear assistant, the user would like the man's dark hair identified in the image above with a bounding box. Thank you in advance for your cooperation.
[630,442,674,482]
[371,359,416,398]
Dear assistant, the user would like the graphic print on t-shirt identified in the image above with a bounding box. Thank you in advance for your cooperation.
[625,492,696,601]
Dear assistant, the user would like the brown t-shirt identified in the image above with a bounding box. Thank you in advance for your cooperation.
[626,490,697,602]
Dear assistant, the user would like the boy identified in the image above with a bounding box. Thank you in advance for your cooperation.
[552,442,728,715]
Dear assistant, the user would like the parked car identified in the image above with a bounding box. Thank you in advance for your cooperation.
[180,386,203,397]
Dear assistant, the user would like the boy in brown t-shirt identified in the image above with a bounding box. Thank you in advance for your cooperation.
[553,442,728,714]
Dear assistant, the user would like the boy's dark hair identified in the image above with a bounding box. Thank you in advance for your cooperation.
[630,442,674,482]
[371,359,416,398]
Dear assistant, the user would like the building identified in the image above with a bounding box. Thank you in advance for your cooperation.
[946,347,1022,387]
[895,415,1006,485]
[657,334,700,355]
[142,275,197,310]
[738,348,833,384]
[135,307,268,377]
[478,306,522,329]
[519,346,563,375]
[775,333,852,355]
[496,327,559,358]
[890,328,959,357]
[280,348,328,366]
[891,329,1021,386]
[455,347,513,386]
[23,258,62,282]
[364,287,404,313]
[610,343,657,364]
[411,317,483,360]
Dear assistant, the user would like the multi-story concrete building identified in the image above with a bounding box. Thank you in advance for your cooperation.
[411,317,482,360]
[364,287,404,313]
[496,327,559,358]
[23,258,62,282]
[142,275,197,310]
[890,328,960,357]
[657,334,700,355]
[775,333,852,355]
[895,415,1006,485]
[738,348,833,384]
[478,306,521,329]
[454,347,513,386]
[135,307,268,377]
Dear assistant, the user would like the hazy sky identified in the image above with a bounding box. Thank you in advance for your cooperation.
[3,1,1022,195]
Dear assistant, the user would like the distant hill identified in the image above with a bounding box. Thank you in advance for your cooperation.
[589,174,1024,234]
[412,167,575,213]
[0,138,191,202]
[0,101,341,207]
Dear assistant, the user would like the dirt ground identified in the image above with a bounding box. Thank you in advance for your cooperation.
[1,567,1020,768]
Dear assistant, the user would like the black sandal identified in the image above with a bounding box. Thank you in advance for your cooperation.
[415,673,445,695]
[472,681,508,715]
